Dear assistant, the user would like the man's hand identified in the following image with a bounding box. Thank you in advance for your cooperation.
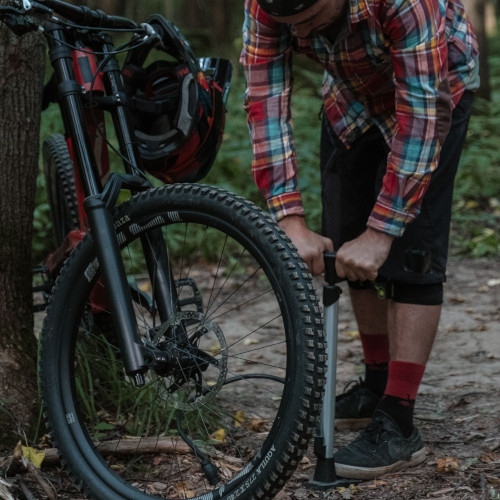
[336,228,394,282]
[279,215,333,275]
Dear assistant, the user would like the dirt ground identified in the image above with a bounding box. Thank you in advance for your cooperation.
[277,256,500,500]
[2,257,499,499]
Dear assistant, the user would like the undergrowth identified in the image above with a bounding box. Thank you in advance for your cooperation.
[33,36,500,263]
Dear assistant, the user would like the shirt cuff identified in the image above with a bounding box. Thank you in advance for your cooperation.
[266,191,305,221]
[367,201,416,238]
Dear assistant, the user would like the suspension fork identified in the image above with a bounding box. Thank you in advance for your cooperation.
[100,35,179,323]
[45,24,147,380]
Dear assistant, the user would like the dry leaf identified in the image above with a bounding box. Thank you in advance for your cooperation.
[479,451,500,463]
[437,457,460,472]
[243,338,259,345]
[465,200,479,209]
[233,410,245,427]
[174,482,195,497]
[211,428,226,443]
[209,344,222,355]
[367,480,388,488]
[245,418,267,432]
[486,474,500,487]
[21,446,45,469]
[344,330,360,339]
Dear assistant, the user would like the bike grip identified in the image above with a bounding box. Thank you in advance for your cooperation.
[85,8,138,29]
[324,251,343,285]
[41,0,138,29]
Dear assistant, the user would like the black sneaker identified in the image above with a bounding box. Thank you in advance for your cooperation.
[334,409,426,480]
[335,379,380,431]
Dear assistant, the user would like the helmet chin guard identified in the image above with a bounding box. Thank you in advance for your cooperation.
[122,15,232,183]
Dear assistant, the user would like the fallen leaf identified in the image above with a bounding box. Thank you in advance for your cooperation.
[344,330,360,339]
[437,456,460,472]
[22,446,45,469]
[486,474,500,487]
[465,200,479,209]
[243,338,259,345]
[174,482,195,497]
[209,344,222,355]
[245,417,268,432]
[448,296,465,303]
[447,397,469,410]
[367,480,388,488]
[479,451,500,463]
[233,410,245,427]
[211,428,226,443]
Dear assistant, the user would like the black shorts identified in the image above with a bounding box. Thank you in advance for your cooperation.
[320,91,474,284]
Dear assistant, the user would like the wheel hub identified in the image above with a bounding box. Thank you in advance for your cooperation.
[148,311,228,410]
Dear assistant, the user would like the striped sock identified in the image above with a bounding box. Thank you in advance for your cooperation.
[378,360,426,437]
[359,333,390,396]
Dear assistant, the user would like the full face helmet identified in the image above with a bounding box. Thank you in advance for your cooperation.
[122,15,232,183]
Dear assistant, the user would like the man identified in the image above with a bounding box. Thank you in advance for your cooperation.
[240,0,479,480]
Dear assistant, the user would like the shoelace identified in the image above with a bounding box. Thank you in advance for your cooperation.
[358,418,386,445]
[336,377,364,400]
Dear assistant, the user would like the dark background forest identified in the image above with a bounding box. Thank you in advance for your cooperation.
[0,0,499,479]
[32,0,500,261]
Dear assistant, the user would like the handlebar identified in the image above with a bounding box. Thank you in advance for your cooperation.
[0,0,138,31]
[39,0,138,29]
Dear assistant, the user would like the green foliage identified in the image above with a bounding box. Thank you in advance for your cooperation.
[450,36,500,256]
[33,34,500,262]
[74,329,217,440]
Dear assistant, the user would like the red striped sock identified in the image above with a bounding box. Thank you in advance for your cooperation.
[359,332,390,365]
[384,360,426,401]
[359,333,390,395]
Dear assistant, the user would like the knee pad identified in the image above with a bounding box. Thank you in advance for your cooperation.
[391,281,443,305]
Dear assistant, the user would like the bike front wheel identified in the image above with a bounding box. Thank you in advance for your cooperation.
[40,184,325,500]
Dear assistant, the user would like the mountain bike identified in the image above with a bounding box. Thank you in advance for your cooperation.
[0,1,326,499]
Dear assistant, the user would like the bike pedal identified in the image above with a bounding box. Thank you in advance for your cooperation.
[175,278,203,312]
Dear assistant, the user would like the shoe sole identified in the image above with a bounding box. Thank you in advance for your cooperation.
[335,447,427,480]
[335,417,372,432]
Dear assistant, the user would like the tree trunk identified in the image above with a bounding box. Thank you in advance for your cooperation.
[164,0,176,18]
[0,9,45,450]
[210,0,233,47]
[183,0,206,29]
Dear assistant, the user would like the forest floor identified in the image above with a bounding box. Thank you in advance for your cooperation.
[0,257,499,500]
[277,256,500,500]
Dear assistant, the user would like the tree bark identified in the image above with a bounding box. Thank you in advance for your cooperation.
[210,0,234,47]
[0,6,45,450]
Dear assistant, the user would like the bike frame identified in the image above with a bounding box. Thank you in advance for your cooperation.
[44,15,178,383]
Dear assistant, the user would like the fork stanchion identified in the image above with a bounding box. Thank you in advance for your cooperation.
[309,251,353,490]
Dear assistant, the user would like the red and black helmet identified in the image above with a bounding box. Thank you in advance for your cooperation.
[122,15,232,183]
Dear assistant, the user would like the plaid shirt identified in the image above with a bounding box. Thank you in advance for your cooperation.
[240,0,479,236]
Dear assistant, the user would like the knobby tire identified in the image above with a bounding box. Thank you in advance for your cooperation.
[40,184,325,500]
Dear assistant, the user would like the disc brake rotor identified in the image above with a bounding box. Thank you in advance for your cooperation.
[150,311,228,410]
